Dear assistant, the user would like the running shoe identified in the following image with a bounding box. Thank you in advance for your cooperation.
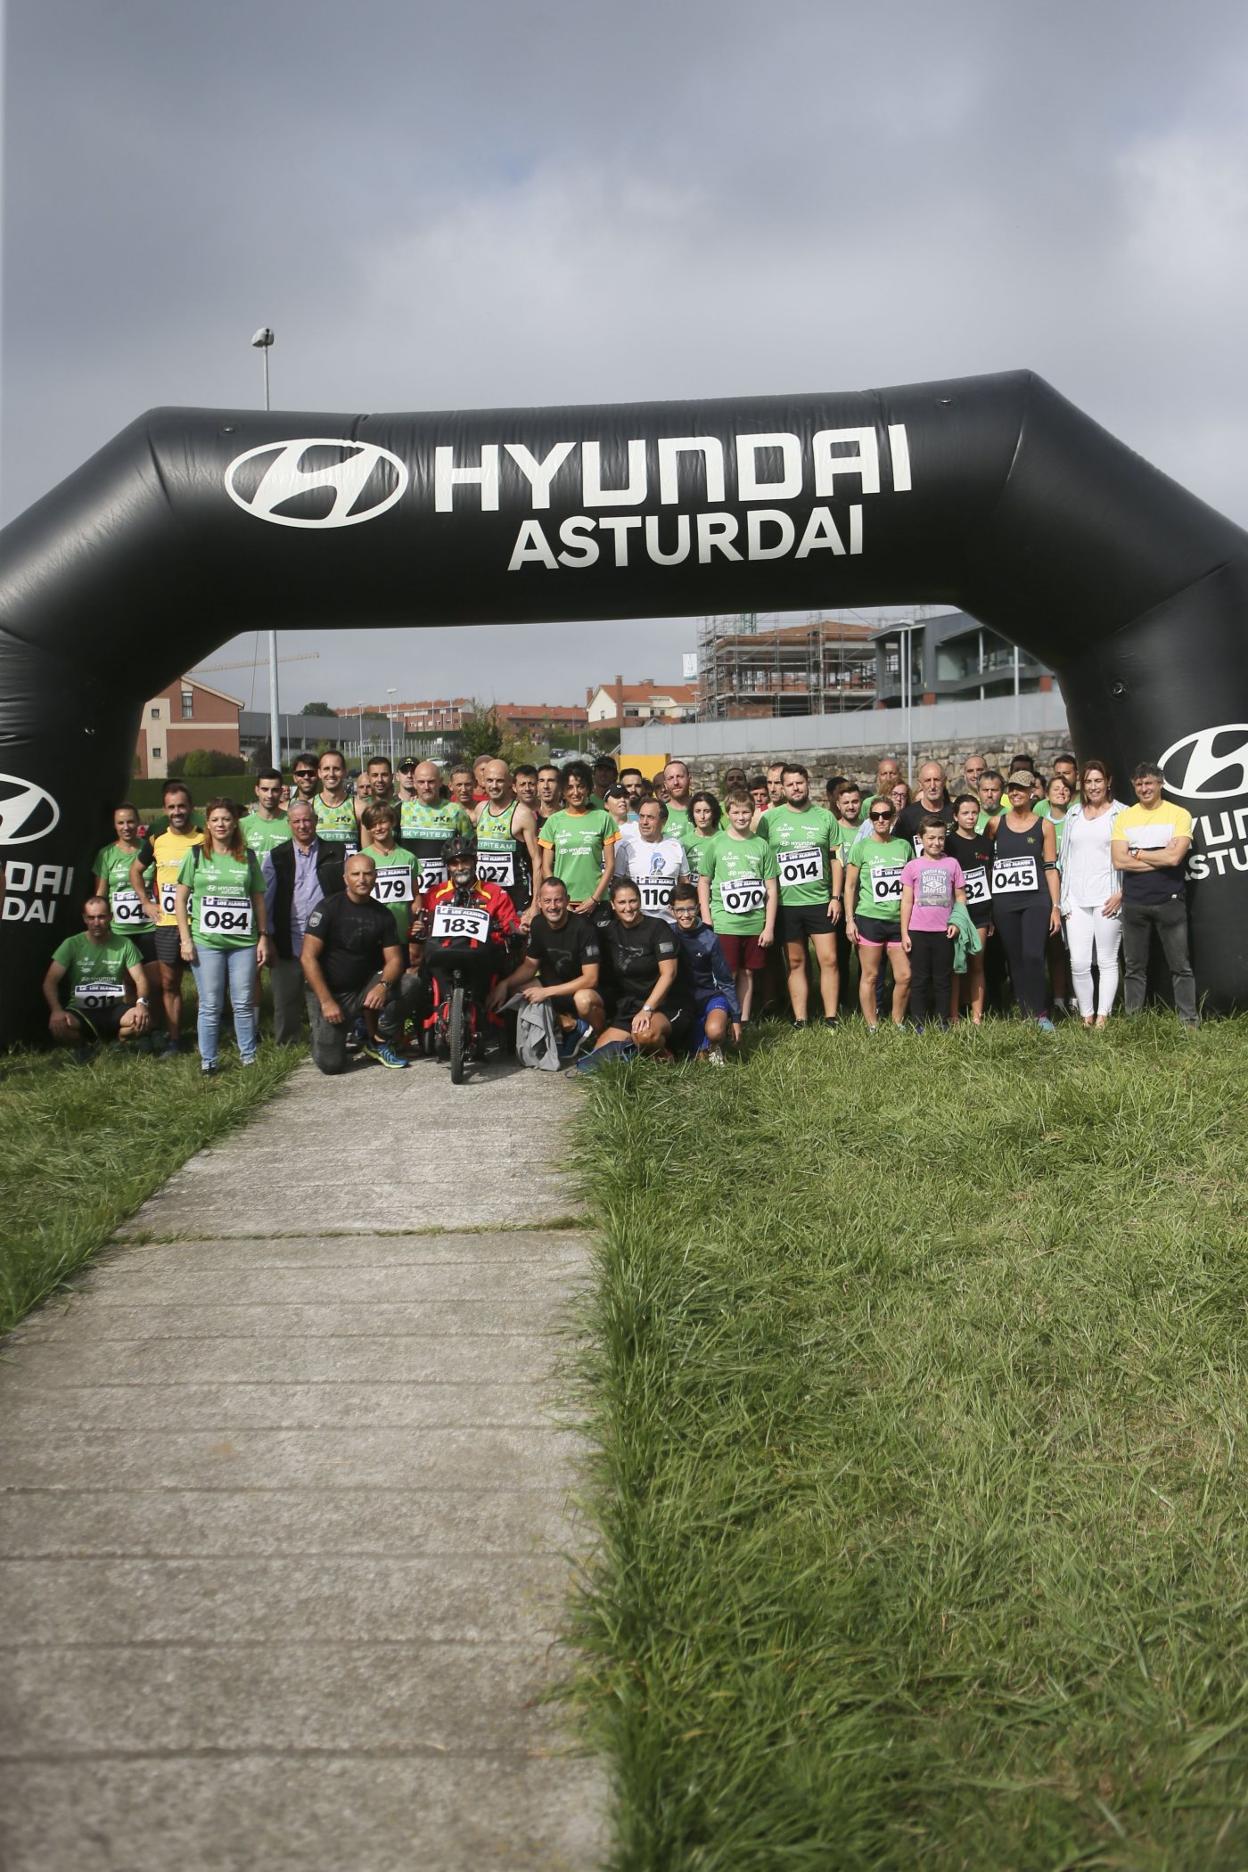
[1035,1017,1056,1034]
[705,1044,726,1066]
[361,1040,409,1069]
[558,1018,594,1063]
[346,1018,367,1052]
[200,1060,220,1076]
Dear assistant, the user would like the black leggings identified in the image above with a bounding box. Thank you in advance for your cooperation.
[994,902,1050,1017]
[908,928,952,1028]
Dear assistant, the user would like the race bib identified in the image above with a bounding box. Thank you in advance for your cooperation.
[638,875,675,914]
[110,889,147,924]
[963,865,990,907]
[779,844,824,887]
[159,881,179,917]
[720,876,766,916]
[197,894,254,937]
[72,979,125,1010]
[372,868,414,903]
[477,850,515,886]
[991,855,1039,894]
[869,864,904,906]
[417,857,446,891]
[431,903,491,943]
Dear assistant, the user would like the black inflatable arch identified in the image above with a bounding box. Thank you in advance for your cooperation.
[2,367,1247,1043]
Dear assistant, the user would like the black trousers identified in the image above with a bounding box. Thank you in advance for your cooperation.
[994,902,1050,1018]
[908,928,953,1028]
[307,971,423,1074]
[1121,895,1198,1023]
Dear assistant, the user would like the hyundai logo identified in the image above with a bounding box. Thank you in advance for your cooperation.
[0,773,61,846]
[1159,724,1248,801]
[224,438,409,529]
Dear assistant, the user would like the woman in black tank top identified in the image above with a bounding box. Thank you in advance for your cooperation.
[989,774,1061,1028]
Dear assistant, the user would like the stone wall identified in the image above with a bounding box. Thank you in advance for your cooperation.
[688,729,1076,793]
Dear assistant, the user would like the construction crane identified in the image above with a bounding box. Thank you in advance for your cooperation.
[190,651,320,675]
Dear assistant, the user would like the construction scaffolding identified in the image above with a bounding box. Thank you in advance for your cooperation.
[695,613,877,721]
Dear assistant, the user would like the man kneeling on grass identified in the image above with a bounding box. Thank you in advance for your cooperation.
[44,896,152,1055]
[300,853,422,1073]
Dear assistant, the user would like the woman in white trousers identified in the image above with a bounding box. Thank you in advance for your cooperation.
[1059,759,1127,1027]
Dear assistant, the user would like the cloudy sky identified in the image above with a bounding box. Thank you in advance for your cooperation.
[4,0,1246,712]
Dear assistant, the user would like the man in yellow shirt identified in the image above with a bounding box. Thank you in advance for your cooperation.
[1111,762,1197,1026]
[132,781,203,1055]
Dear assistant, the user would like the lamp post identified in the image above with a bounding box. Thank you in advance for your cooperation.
[251,326,280,770]
[386,688,397,766]
[357,702,366,768]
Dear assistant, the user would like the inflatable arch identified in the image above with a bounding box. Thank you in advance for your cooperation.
[2,367,1247,1044]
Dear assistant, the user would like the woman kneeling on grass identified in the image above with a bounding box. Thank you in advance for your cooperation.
[174,797,270,1076]
[589,878,689,1061]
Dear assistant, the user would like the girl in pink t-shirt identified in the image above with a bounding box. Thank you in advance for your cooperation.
[900,819,966,1030]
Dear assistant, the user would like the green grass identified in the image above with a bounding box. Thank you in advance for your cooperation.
[0,1043,304,1335]
[568,1016,1248,1869]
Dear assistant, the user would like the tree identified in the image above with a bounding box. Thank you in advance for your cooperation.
[301,701,335,717]
[459,703,503,762]
[170,747,248,777]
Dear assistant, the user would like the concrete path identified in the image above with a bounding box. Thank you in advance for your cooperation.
[0,1057,606,1871]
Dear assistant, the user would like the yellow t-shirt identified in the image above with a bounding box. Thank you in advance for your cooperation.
[150,828,204,925]
[1112,798,1192,903]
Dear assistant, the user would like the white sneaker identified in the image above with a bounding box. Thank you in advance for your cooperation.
[706,1045,726,1067]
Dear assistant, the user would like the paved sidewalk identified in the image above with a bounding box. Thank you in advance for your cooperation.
[0,1058,605,1871]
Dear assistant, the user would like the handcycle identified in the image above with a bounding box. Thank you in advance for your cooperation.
[421,941,501,1083]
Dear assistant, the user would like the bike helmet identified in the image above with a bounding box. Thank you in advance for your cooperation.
[443,836,477,866]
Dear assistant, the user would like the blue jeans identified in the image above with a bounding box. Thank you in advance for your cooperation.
[192,944,259,1065]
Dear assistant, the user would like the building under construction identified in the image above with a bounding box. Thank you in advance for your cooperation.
[696,614,877,720]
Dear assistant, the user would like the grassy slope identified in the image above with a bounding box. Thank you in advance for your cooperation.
[0,1045,303,1335]
[570,1018,1248,1870]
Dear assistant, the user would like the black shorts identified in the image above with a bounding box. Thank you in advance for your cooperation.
[71,1004,126,1039]
[132,928,159,965]
[854,912,905,948]
[612,994,690,1038]
[153,925,183,967]
[780,900,835,945]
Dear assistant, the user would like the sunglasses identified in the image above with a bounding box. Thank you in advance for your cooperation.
[869,810,893,821]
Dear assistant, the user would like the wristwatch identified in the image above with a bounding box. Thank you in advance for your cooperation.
[136,996,149,1006]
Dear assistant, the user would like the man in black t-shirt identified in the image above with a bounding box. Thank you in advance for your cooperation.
[895,760,957,853]
[488,877,604,1059]
[300,853,422,1072]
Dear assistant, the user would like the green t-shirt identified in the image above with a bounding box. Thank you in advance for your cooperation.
[539,807,616,903]
[176,847,266,951]
[847,833,912,925]
[313,794,359,849]
[240,810,292,856]
[758,802,838,907]
[53,931,142,1012]
[663,803,693,841]
[397,799,474,888]
[360,843,420,939]
[92,841,154,938]
[681,827,719,882]
[703,832,778,936]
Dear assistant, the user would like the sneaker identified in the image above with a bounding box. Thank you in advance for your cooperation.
[1035,1017,1056,1034]
[791,1018,809,1030]
[346,1018,367,1052]
[557,1018,594,1063]
[201,1060,220,1076]
[706,1044,726,1067]
[361,1040,409,1070]
[240,1056,257,1069]
[159,1038,182,1059]
[823,1016,839,1030]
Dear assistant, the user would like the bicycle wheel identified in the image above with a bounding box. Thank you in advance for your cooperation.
[449,982,466,1083]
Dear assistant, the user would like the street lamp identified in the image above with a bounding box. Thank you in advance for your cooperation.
[386,687,398,766]
[251,326,280,769]
[356,701,367,768]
